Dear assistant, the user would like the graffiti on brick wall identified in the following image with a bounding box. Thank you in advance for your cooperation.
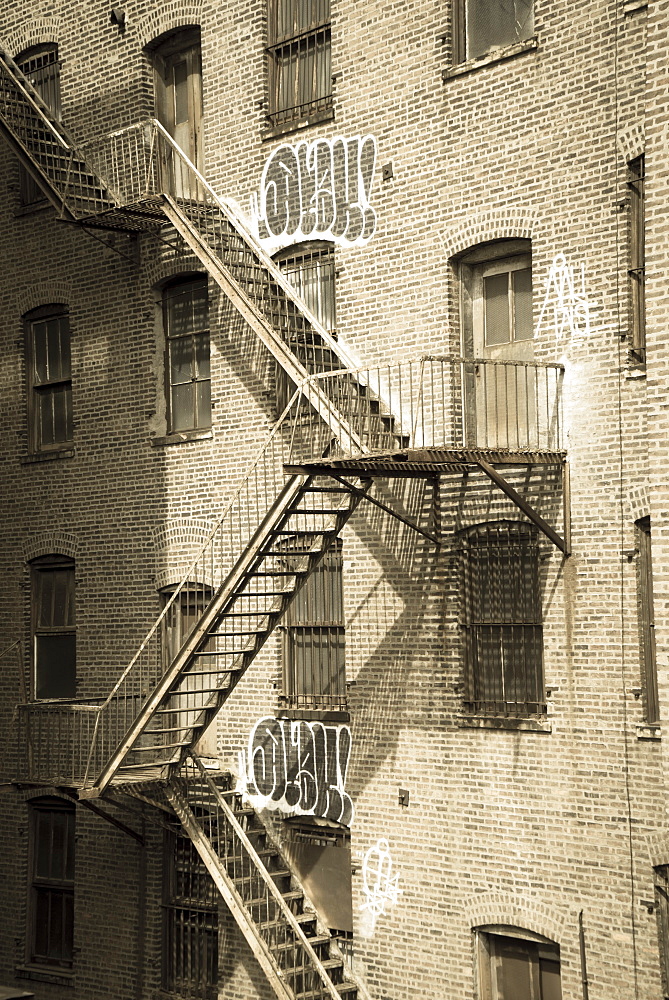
[236,716,354,825]
[358,838,402,934]
[536,252,592,341]
[250,135,378,253]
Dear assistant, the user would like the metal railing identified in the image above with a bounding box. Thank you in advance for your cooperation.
[13,355,563,786]
[286,355,565,462]
[167,753,362,1000]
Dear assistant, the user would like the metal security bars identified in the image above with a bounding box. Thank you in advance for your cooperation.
[266,0,332,129]
[460,521,545,717]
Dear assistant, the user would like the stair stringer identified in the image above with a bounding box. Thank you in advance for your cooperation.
[89,474,372,794]
[165,754,372,1000]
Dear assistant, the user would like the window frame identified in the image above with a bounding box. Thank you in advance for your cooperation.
[27,796,75,970]
[266,0,333,132]
[636,517,658,724]
[452,0,535,65]
[25,304,73,454]
[162,827,218,996]
[655,865,669,1000]
[279,538,346,714]
[162,275,211,434]
[31,554,76,701]
[16,43,61,207]
[151,27,203,176]
[476,926,562,1000]
[460,520,545,719]
[628,154,645,361]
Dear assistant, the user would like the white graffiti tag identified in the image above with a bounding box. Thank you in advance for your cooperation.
[250,135,378,253]
[360,838,402,919]
[237,716,354,825]
[536,252,593,342]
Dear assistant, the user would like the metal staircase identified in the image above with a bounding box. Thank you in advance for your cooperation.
[90,472,371,794]
[164,753,370,1000]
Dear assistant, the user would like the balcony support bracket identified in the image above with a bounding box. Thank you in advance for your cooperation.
[475,458,570,556]
[330,474,441,546]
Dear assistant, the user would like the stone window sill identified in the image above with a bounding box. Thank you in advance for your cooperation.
[443,38,538,81]
[16,965,74,987]
[262,106,334,141]
[623,0,647,14]
[458,714,551,733]
[637,723,661,740]
[13,199,52,218]
[150,429,213,447]
[276,707,350,724]
[21,448,75,465]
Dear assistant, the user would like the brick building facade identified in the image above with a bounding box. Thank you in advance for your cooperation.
[0,1,666,998]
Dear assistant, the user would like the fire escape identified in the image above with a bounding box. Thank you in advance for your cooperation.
[0,43,568,1000]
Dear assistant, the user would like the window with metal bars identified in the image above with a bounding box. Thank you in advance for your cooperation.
[628,155,645,361]
[654,866,669,999]
[163,830,218,997]
[163,276,211,433]
[636,517,658,724]
[266,0,332,130]
[16,44,61,206]
[25,304,72,453]
[27,797,75,969]
[279,538,346,713]
[453,0,534,64]
[274,242,339,413]
[31,555,76,700]
[460,521,545,717]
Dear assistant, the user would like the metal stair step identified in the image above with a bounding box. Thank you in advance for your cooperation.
[294,984,357,999]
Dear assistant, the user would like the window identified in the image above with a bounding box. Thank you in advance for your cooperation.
[460,521,544,717]
[31,556,76,700]
[28,797,75,969]
[152,28,203,176]
[459,241,534,449]
[655,866,669,999]
[163,277,211,433]
[163,829,218,996]
[477,929,562,1000]
[628,155,645,361]
[161,583,212,670]
[636,517,658,724]
[453,0,534,64]
[280,539,346,713]
[267,0,332,130]
[25,305,72,453]
[16,44,61,206]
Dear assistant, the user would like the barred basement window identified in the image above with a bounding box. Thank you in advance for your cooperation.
[453,0,534,63]
[628,155,646,360]
[267,0,332,130]
[280,538,346,713]
[163,830,218,996]
[460,521,544,717]
[636,517,659,724]
[477,927,562,1000]
[16,44,61,206]
[31,555,76,700]
[654,865,669,999]
[27,797,75,969]
[163,276,211,433]
[25,304,72,453]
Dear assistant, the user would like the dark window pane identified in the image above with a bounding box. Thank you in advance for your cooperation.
[195,379,211,429]
[513,267,533,341]
[194,332,210,379]
[33,323,48,382]
[465,0,533,59]
[170,336,194,384]
[173,60,189,124]
[484,272,510,346]
[35,634,76,699]
[171,382,195,432]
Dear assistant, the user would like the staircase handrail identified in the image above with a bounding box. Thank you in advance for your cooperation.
[179,752,368,1000]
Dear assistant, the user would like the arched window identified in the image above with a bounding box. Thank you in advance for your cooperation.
[476,926,561,1000]
[24,303,72,453]
[162,275,211,433]
[16,43,61,205]
[460,521,544,718]
[150,26,203,190]
[31,554,76,699]
[27,796,75,968]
